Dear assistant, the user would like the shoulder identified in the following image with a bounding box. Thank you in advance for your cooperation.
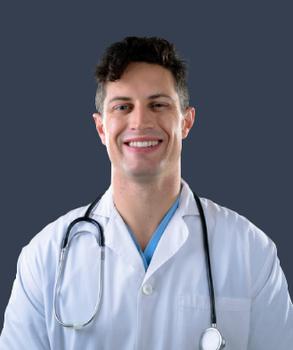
[21,204,91,268]
[33,204,89,245]
[201,197,277,292]
[201,196,274,252]
[181,179,275,256]
[21,186,112,266]
[11,203,92,298]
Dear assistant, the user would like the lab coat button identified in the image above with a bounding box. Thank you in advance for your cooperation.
[142,283,153,295]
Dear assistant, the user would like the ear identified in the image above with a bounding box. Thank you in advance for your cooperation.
[182,107,196,139]
[92,112,106,145]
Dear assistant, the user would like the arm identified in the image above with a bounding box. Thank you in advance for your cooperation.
[0,247,50,349]
[248,242,293,349]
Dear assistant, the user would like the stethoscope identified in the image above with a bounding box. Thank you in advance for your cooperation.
[53,192,226,350]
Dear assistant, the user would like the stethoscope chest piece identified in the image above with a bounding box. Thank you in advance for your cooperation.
[200,326,226,350]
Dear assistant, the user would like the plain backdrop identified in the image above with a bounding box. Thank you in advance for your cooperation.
[0,1,292,330]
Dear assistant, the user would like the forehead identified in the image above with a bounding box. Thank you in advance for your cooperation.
[104,62,178,103]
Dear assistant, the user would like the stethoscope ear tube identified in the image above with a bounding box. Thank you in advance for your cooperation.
[62,216,105,249]
[54,213,105,329]
[54,244,105,329]
[54,196,106,329]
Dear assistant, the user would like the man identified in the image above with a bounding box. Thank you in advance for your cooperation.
[0,36,292,349]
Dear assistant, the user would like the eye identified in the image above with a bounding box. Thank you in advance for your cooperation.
[151,102,168,110]
[113,104,130,111]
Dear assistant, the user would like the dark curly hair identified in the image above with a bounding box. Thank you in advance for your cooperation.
[95,36,189,113]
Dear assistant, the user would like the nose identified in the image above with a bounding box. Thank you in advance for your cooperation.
[129,104,154,130]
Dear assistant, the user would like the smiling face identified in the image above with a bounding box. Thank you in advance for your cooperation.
[93,62,195,182]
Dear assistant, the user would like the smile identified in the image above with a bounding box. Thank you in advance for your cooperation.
[123,139,163,153]
[128,140,160,148]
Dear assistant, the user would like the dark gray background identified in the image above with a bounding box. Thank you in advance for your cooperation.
[1,1,292,329]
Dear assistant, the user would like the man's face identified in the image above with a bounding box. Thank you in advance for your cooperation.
[93,62,195,181]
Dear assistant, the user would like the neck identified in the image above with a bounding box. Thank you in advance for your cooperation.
[111,170,181,250]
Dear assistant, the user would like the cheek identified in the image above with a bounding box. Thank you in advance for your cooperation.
[170,127,184,154]
[167,120,183,142]
[104,120,124,148]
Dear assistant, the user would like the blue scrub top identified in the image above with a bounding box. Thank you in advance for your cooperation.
[126,196,180,270]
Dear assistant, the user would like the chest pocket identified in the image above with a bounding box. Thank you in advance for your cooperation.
[177,294,251,350]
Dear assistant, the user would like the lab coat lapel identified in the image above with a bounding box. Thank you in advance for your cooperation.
[91,186,145,274]
[143,212,189,281]
[143,179,200,281]
[105,212,146,274]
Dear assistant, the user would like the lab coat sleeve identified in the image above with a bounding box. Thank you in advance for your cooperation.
[0,246,50,349]
[248,241,293,349]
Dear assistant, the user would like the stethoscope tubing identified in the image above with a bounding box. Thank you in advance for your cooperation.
[54,201,105,329]
[193,192,217,326]
[54,244,105,329]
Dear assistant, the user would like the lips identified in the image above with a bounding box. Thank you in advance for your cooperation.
[123,137,163,148]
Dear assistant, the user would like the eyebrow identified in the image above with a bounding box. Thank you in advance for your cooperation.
[108,96,132,104]
[148,93,174,101]
[108,93,174,105]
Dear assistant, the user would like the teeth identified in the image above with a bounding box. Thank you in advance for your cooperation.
[128,140,159,148]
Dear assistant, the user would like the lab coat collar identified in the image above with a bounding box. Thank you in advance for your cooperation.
[177,178,200,217]
[91,178,200,219]
[91,179,200,278]
[91,185,115,218]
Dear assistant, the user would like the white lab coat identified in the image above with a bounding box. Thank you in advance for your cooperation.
[0,179,292,349]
